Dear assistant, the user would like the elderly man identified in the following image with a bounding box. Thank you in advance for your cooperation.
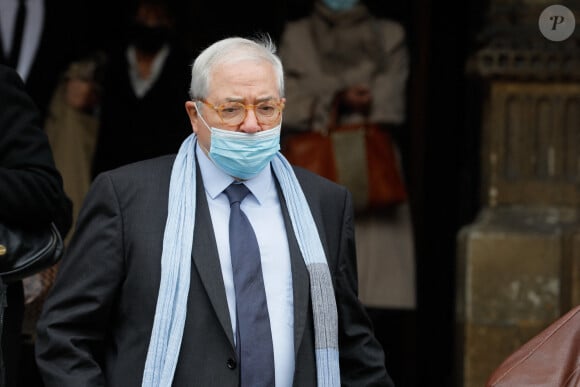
[36,36,393,387]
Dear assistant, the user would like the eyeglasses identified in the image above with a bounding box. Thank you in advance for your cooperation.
[197,99,284,126]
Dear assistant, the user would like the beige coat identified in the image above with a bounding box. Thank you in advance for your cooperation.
[279,3,415,308]
[279,3,409,133]
[45,63,100,234]
[22,59,101,337]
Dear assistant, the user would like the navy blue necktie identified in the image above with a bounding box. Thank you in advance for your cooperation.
[224,183,275,387]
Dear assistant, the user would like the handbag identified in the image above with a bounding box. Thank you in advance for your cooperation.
[0,222,64,283]
[486,305,580,386]
[0,221,64,386]
[282,120,407,213]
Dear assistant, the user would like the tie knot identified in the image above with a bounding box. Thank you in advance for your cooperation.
[224,183,250,206]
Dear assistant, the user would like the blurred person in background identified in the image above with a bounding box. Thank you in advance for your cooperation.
[45,53,107,239]
[278,0,417,385]
[91,0,191,176]
[0,0,87,121]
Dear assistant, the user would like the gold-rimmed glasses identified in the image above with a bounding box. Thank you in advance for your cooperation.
[197,99,284,126]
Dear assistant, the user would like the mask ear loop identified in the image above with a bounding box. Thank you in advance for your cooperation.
[193,103,212,131]
[192,103,213,155]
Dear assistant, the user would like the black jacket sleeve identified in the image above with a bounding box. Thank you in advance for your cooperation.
[0,64,72,236]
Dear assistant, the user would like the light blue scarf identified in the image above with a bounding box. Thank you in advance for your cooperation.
[142,134,340,386]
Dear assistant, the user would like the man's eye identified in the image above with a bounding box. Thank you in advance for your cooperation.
[221,106,243,114]
[258,105,276,114]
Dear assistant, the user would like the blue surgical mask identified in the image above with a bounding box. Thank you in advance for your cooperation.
[196,107,281,180]
[321,0,358,12]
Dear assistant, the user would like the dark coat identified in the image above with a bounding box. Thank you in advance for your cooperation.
[91,46,192,176]
[0,0,88,120]
[36,155,393,387]
[0,64,71,387]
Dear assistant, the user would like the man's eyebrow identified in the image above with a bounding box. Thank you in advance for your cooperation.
[224,96,277,103]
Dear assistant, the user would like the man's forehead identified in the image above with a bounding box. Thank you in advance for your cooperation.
[206,61,279,98]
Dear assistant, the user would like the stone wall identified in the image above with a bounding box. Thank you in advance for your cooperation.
[455,1,580,386]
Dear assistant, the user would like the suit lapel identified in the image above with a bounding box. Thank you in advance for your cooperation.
[0,26,6,64]
[190,164,312,354]
[275,178,310,356]
[191,164,235,348]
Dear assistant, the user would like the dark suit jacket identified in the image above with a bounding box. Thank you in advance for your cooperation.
[0,0,89,120]
[36,155,393,387]
[0,64,71,387]
[91,44,191,177]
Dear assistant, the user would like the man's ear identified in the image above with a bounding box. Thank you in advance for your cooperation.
[185,101,199,133]
[185,101,197,119]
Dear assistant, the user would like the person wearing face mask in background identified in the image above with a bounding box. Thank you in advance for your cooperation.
[278,1,417,386]
[35,35,394,387]
[91,0,191,176]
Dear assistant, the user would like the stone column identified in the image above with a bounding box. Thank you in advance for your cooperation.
[456,1,580,386]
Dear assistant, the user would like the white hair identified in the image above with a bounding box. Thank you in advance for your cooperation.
[188,35,285,102]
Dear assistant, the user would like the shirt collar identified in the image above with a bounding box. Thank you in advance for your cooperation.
[126,44,170,97]
[195,142,274,205]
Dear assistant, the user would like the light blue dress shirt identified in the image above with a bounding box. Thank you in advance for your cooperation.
[196,145,295,387]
